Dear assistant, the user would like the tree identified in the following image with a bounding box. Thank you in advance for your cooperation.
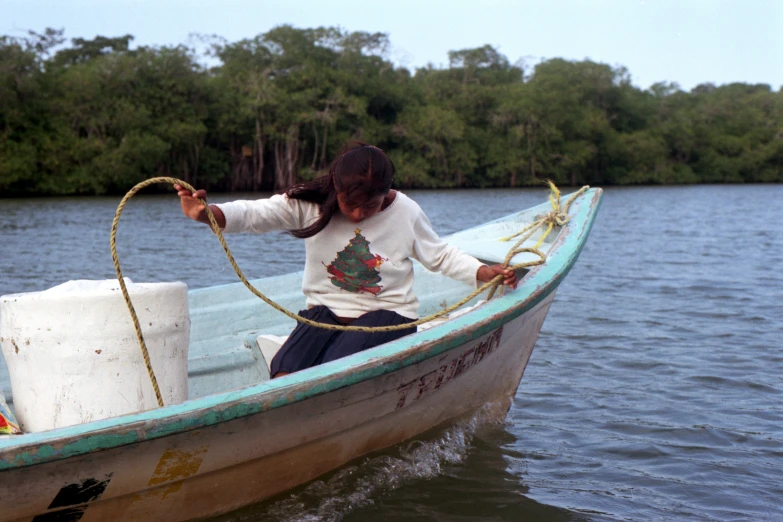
[0,30,64,193]
[2,26,781,195]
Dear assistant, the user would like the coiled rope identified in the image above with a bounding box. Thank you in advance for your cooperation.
[111,177,589,407]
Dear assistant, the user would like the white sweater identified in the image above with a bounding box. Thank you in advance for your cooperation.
[216,192,483,319]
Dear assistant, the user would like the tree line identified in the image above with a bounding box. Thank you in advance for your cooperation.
[1,26,780,196]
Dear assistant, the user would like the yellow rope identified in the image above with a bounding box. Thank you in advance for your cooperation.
[488,181,589,299]
[111,177,589,406]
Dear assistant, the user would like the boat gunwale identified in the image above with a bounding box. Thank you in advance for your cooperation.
[0,188,603,471]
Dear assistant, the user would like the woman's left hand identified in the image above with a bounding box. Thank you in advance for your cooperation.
[477,264,518,290]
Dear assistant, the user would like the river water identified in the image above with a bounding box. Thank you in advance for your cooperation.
[1,185,781,521]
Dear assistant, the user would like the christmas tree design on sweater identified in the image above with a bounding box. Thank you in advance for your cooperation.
[324,229,387,295]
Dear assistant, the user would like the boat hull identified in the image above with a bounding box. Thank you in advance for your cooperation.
[2,294,554,522]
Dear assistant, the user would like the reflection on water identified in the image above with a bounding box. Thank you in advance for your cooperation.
[1,185,782,520]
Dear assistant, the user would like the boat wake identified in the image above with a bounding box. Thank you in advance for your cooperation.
[223,401,510,522]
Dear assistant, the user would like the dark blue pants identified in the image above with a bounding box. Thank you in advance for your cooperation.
[270,305,417,376]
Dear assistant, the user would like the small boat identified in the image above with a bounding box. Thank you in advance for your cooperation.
[0,187,602,522]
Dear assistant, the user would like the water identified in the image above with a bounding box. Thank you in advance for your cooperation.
[1,185,781,520]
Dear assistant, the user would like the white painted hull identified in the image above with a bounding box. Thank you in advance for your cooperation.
[2,295,554,522]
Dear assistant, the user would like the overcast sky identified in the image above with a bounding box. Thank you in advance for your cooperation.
[2,0,781,90]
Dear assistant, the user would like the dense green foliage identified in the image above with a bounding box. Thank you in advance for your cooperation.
[1,27,781,195]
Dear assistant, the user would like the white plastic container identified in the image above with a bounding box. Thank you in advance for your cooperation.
[0,279,189,432]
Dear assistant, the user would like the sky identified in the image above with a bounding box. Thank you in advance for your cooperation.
[2,0,781,91]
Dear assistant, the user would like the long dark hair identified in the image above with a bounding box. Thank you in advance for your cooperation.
[286,142,395,238]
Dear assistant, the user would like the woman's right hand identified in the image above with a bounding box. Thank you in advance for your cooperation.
[175,184,208,221]
[174,184,227,229]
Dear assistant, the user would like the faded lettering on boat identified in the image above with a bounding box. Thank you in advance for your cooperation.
[396,326,504,410]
